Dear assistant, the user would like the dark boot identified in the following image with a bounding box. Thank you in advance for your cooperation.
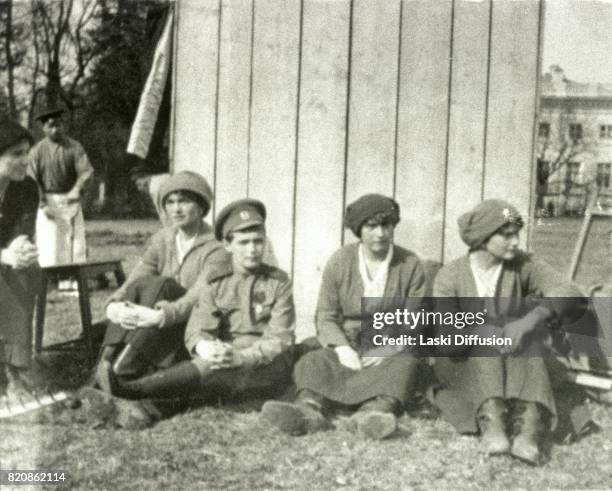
[95,360,114,395]
[112,345,152,379]
[510,400,546,465]
[260,389,330,436]
[477,398,510,455]
[351,396,400,440]
[119,361,202,399]
[358,395,402,415]
[100,346,117,363]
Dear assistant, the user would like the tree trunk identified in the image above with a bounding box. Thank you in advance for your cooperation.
[2,0,18,117]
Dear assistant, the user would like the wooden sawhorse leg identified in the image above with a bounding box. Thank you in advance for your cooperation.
[76,269,95,366]
[34,273,49,356]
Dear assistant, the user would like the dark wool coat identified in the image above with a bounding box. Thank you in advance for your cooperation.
[295,243,427,406]
[431,252,591,437]
[0,177,40,367]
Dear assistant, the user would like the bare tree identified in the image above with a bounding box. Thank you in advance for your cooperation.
[536,104,598,215]
[28,0,97,116]
[0,0,27,117]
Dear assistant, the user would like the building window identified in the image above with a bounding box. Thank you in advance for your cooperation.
[538,122,550,138]
[600,125,612,139]
[569,123,583,141]
[597,163,611,189]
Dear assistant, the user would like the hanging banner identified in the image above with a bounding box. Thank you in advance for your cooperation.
[127,9,173,159]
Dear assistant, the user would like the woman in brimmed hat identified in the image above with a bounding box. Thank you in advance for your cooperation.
[431,199,592,465]
[0,116,40,401]
[262,193,427,439]
[94,171,226,404]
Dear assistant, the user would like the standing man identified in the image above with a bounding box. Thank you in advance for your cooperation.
[29,107,93,269]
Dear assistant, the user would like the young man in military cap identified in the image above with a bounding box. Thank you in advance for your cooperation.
[29,107,93,271]
[89,199,295,427]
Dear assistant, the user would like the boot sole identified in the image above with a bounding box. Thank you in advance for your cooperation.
[481,433,511,455]
[510,440,540,466]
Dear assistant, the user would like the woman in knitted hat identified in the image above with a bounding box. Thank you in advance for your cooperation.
[0,116,40,402]
[93,171,226,415]
[431,199,592,464]
[262,193,427,439]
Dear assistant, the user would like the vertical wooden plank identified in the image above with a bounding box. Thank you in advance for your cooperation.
[248,0,301,272]
[173,0,219,181]
[395,0,452,265]
[484,0,541,225]
[344,0,401,209]
[215,0,252,213]
[443,0,491,262]
[293,0,350,338]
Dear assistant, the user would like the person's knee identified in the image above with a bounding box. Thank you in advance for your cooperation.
[127,275,185,306]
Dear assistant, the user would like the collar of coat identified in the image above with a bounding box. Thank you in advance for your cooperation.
[161,220,217,250]
[206,257,288,284]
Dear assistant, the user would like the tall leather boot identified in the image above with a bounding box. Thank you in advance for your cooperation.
[112,345,152,379]
[95,345,151,394]
[260,389,330,436]
[351,396,401,440]
[510,400,546,465]
[120,361,202,399]
[477,398,510,455]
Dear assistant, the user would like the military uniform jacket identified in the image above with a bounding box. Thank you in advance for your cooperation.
[185,260,295,368]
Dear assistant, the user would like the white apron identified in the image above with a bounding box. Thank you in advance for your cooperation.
[36,194,87,267]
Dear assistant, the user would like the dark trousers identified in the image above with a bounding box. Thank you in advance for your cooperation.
[101,276,187,376]
[0,266,40,368]
[191,351,294,402]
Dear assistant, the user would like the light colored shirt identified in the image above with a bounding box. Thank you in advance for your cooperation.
[358,243,393,298]
[469,253,503,298]
[29,137,93,193]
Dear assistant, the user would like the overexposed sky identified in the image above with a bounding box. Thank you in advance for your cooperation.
[543,0,612,83]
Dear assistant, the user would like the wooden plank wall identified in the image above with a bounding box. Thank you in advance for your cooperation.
[173,0,543,336]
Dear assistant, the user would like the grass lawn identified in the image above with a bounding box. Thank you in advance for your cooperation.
[1,217,611,490]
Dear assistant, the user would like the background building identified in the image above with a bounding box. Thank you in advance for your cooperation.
[537,65,612,216]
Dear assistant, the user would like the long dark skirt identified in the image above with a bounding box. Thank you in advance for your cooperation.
[0,266,40,368]
[102,276,187,369]
[432,352,591,439]
[294,348,419,406]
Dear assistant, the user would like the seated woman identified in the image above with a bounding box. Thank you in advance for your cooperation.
[96,171,225,388]
[0,117,40,403]
[432,199,591,465]
[262,194,427,439]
